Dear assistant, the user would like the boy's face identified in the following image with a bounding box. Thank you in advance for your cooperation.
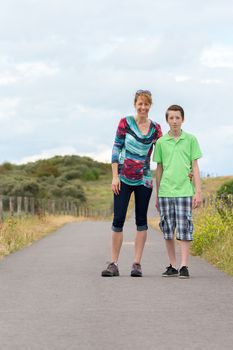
[166,110,183,132]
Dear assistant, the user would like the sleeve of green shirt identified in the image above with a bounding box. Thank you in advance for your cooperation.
[153,140,162,163]
[191,136,202,160]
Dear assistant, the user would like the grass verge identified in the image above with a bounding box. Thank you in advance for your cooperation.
[149,204,233,277]
[0,214,83,260]
[191,201,233,276]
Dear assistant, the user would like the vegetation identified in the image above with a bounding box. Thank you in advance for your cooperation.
[149,176,233,276]
[0,214,83,259]
[0,156,111,208]
[217,179,233,197]
[191,198,233,276]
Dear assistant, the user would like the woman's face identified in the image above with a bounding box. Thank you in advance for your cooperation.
[135,96,151,118]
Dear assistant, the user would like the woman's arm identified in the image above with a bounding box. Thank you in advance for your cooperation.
[111,163,121,195]
[111,118,127,195]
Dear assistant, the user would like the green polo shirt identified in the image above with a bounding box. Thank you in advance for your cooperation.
[153,130,202,197]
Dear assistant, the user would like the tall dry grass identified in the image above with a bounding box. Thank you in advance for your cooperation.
[0,214,83,259]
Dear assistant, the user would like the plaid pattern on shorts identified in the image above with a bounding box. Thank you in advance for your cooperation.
[158,197,194,241]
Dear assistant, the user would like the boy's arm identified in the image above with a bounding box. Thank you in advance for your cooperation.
[192,159,202,209]
[155,163,163,210]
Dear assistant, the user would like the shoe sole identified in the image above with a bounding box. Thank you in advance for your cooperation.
[162,274,178,277]
[131,272,142,277]
[101,272,120,277]
[179,275,190,279]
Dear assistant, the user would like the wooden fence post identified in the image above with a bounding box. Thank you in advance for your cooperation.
[17,196,22,216]
[9,196,14,216]
[52,200,56,215]
[24,197,29,214]
[30,197,35,215]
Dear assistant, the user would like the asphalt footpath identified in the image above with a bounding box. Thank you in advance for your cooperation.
[0,202,233,350]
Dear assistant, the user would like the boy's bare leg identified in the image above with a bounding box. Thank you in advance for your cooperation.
[111,232,123,263]
[165,238,176,267]
[180,240,190,267]
[134,230,147,263]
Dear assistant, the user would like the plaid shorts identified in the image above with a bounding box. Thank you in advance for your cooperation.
[158,197,194,241]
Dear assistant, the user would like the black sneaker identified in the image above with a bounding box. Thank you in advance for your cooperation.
[131,263,142,277]
[101,262,119,277]
[162,264,178,277]
[179,266,190,279]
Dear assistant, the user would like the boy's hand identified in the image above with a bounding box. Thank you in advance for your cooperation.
[111,177,121,195]
[192,192,202,209]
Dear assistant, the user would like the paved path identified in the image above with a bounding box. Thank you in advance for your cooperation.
[0,206,233,349]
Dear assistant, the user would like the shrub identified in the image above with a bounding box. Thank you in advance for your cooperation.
[61,185,86,202]
[217,180,233,196]
[191,199,233,275]
[63,170,82,180]
[216,180,233,220]
[82,168,100,181]
[36,163,60,177]
[11,181,40,197]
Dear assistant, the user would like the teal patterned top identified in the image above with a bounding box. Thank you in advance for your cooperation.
[112,116,162,188]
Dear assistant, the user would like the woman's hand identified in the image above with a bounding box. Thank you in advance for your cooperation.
[111,177,121,195]
[188,171,193,181]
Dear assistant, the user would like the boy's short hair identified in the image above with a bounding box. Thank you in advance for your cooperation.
[166,105,184,121]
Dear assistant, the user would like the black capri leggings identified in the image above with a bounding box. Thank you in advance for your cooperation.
[112,181,152,232]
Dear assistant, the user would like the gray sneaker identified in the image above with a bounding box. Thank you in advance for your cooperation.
[101,262,119,277]
[131,263,142,277]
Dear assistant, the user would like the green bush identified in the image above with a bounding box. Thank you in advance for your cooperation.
[217,180,233,196]
[216,180,233,220]
[36,163,60,177]
[61,185,86,202]
[63,170,82,180]
[82,168,100,181]
[11,181,40,197]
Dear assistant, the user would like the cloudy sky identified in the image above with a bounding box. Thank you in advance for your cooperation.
[0,0,233,176]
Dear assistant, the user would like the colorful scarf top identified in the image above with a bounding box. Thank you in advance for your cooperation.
[112,116,162,188]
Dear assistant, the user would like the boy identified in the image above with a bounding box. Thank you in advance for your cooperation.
[153,105,202,279]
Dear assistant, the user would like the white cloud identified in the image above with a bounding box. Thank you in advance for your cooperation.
[200,45,233,68]
[15,144,112,165]
[175,75,192,82]
[0,61,60,86]
[0,0,233,176]
[80,145,112,163]
[0,97,21,120]
[15,146,78,165]
[16,61,60,78]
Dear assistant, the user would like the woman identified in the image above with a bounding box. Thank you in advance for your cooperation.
[101,90,162,277]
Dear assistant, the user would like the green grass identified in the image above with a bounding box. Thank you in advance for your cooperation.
[83,174,113,211]
[191,201,233,276]
[201,175,233,197]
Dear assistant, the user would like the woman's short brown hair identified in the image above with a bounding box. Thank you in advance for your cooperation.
[134,90,153,105]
